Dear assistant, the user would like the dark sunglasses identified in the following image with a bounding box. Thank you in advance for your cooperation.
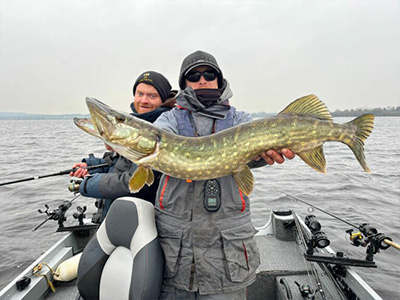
[185,70,218,82]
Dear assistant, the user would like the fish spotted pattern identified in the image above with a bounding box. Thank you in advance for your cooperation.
[74,95,374,195]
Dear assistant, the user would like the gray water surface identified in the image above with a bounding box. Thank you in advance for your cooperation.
[0,117,399,298]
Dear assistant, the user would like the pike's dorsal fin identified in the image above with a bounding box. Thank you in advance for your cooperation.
[129,165,154,193]
[297,145,327,174]
[233,165,254,196]
[279,95,333,122]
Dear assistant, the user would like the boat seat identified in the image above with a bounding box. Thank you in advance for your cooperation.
[76,197,164,300]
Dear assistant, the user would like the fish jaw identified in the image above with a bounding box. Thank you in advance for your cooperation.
[86,98,140,144]
[85,97,158,155]
[73,118,99,138]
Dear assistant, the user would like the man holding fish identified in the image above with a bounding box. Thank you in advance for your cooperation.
[153,50,294,300]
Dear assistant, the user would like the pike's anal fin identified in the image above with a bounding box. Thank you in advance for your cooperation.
[233,165,254,196]
[297,145,327,174]
[129,165,154,193]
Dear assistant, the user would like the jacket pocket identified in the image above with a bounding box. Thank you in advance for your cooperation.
[220,223,260,283]
[157,221,183,278]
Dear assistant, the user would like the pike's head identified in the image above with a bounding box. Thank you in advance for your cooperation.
[84,97,158,159]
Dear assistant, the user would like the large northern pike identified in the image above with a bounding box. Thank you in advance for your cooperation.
[74,95,374,195]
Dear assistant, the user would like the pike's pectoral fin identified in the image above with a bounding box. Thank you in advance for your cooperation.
[146,168,155,185]
[297,145,327,174]
[233,165,254,196]
[129,165,154,193]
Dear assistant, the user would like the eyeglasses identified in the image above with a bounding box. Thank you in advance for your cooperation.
[185,70,218,82]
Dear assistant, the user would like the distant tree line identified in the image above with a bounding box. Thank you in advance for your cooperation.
[2,107,399,121]
[0,113,90,120]
[331,107,400,117]
[251,106,400,118]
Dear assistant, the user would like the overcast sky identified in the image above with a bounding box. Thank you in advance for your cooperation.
[0,0,399,114]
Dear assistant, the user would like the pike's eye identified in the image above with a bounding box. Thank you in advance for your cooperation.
[115,115,125,123]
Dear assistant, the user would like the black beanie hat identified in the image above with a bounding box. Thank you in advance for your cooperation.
[179,50,223,90]
[132,71,172,102]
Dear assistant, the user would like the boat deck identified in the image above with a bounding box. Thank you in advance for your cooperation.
[249,234,314,300]
[43,233,314,300]
[1,210,382,300]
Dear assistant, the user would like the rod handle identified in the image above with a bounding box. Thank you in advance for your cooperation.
[384,239,400,251]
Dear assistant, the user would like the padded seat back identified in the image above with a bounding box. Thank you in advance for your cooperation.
[77,197,163,300]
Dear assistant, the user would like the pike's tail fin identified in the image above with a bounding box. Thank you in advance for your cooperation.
[346,114,375,173]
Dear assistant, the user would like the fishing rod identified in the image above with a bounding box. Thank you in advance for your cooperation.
[280,191,400,252]
[280,191,359,229]
[0,163,109,186]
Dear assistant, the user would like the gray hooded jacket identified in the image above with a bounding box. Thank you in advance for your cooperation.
[153,82,261,294]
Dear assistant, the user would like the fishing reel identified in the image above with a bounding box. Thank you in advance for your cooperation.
[33,194,84,231]
[305,215,330,254]
[37,200,72,228]
[68,179,82,193]
[295,281,318,300]
[347,223,392,261]
[73,205,87,226]
[346,229,367,247]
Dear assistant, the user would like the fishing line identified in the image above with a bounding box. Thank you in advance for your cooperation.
[280,190,400,252]
[292,212,329,300]
[279,191,359,229]
[292,216,317,293]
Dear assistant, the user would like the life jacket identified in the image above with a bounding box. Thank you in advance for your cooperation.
[174,106,236,136]
[154,106,260,295]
